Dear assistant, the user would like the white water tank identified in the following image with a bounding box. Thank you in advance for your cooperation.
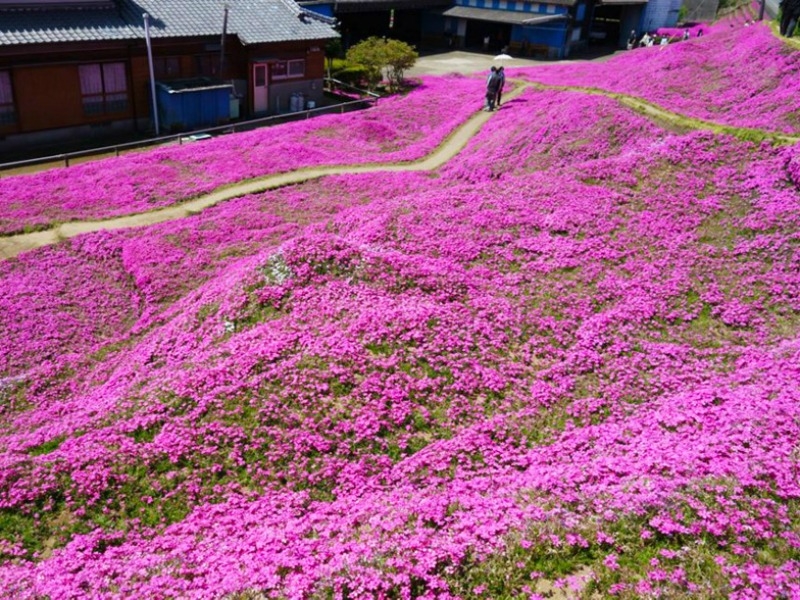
[290,92,305,112]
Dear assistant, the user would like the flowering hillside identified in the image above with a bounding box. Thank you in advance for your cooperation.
[516,24,800,135]
[0,23,799,599]
[0,76,484,236]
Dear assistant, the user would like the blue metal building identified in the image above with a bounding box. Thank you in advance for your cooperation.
[300,0,688,58]
[155,79,235,132]
[442,0,584,58]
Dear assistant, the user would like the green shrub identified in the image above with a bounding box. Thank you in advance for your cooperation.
[331,65,369,87]
[344,37,418,92]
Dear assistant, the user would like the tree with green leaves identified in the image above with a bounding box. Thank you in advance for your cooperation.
[383,38,418,92]
[324,38,343,80]
[345,37,386,91]
[345,37,418,92]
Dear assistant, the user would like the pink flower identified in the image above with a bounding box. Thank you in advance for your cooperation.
[604,554,620,571]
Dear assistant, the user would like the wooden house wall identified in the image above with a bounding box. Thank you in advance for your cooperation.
[0,36,329,140]
[1,41,136,136]
[14,66,85,132]
[123,37,326,124]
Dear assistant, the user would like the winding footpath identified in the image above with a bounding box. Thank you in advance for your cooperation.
[1,80,798,261]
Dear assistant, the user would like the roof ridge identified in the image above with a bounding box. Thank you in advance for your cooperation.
[300,6,337,25]
[276,0,302,15]
[1,0,339,45]
[0,2,116,11]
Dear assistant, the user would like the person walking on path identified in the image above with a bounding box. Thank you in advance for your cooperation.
[485,66,501,111]
[494,66,506,108]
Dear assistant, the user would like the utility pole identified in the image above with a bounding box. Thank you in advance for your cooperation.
[143,13,160,136]
[220,4,229,79]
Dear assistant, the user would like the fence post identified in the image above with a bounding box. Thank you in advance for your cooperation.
[63,154,70,168]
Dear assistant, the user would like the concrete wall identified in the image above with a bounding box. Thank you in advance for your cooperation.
[682,0,720,23]
[643,0,684,29]
[268,78,326,113]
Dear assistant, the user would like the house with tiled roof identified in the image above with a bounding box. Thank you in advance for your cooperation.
[301,0,682,59]
[298,0,452,49]
[441,0,582,58]
[0,0,338,154]
[300,0,592,57]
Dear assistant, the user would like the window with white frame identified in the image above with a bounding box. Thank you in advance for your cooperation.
[78,62,128,115]
[271,59,305,80]
[288,59,305,77]
[0,71,15,125]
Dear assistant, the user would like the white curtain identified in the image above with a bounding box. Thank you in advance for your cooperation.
[102,63,127,93]
[78,64,103,95]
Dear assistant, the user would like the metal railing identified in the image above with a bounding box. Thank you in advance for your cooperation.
[323,77,382,101]
[0,80,379,174]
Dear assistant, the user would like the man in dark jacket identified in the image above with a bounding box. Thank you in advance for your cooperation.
[494,66,506,108]
[485,67,501,111]
[781,0,800,36]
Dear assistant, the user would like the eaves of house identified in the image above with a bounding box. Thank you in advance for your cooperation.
[324,0,452,12]
[0,2,138,46]
[442,5,570,23]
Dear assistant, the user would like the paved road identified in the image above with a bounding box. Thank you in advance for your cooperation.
[765,0,779,19]
[406,48,622,78]
[406,51,545,78]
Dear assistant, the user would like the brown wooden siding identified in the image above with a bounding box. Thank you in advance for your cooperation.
[15,65,85,131]
[129,55,153,126]
[0,35,332,139]
[11,62,134,134]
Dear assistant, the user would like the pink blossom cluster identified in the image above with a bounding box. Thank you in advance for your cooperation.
[0,75,484,235]
[514,23,800,135]
[0,40,800,600]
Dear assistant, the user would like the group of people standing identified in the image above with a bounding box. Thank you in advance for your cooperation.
[627,28,698,50]
[484,65,505,111]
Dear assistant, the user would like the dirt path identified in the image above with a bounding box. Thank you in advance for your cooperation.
[0,86,514,261]
[1,81,797,261]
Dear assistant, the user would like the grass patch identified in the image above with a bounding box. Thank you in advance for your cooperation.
[28,435,67,456]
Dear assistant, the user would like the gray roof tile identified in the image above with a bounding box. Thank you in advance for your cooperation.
[0,0,338,46]
[0,6,139,45]
[442,5,571,22]
[120,0,339,44]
